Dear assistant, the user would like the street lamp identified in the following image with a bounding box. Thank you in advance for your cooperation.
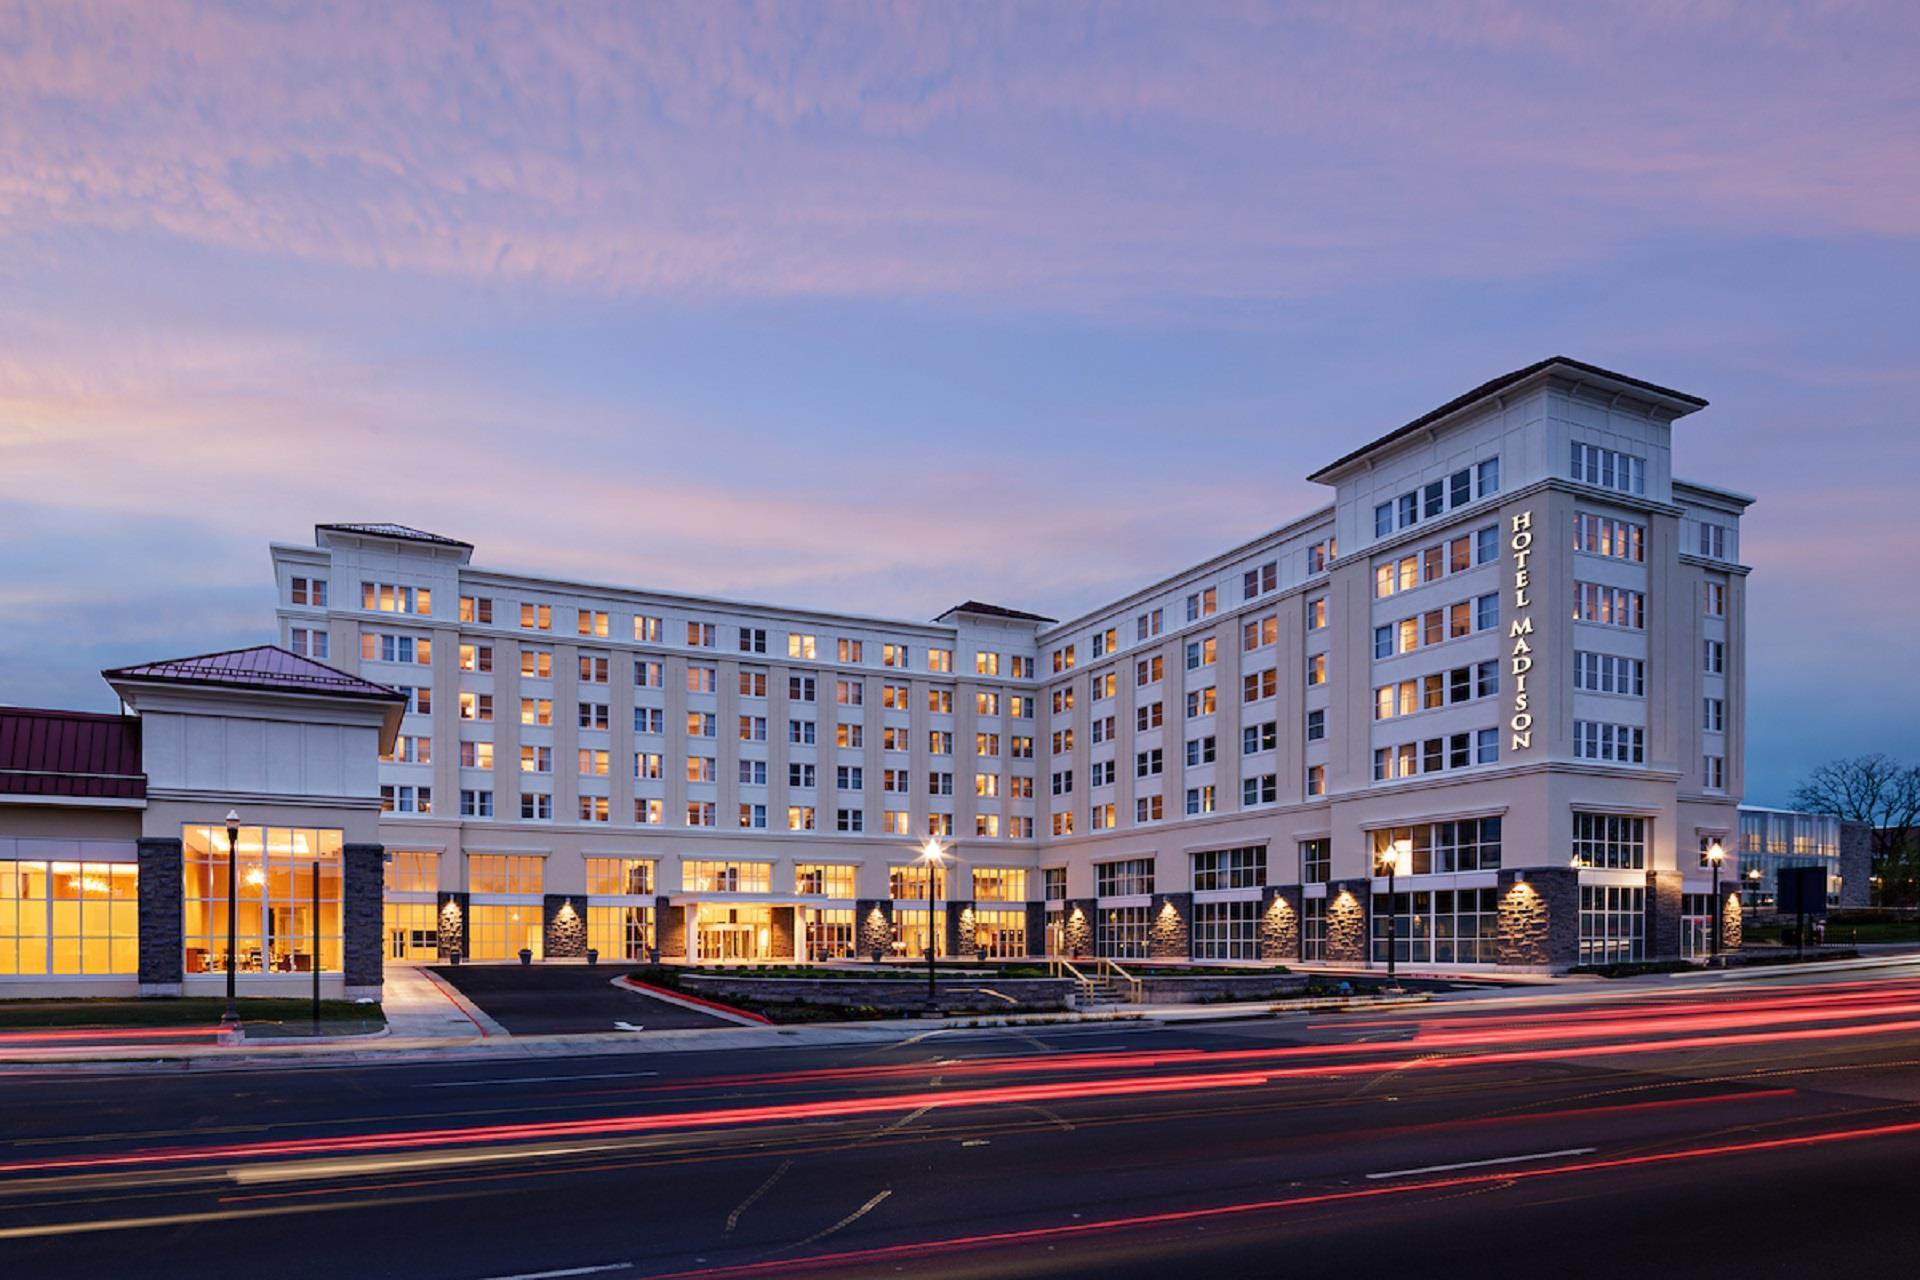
[221,809,241,1031]
[919,838,947,1004]
[1706,839,1726,963]
[1376,838,1407,990]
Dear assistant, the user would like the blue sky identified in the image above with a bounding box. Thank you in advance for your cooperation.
[2,1,1917,804]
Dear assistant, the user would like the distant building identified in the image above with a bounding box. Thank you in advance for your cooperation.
[1735,805,1871,910]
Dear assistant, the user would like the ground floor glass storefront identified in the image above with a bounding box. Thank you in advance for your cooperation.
[802,907,855,960]
[182,825,342,975]
[1096,905,1150,959]
[0,859,139,975]
[468,903,542,960]
[588,904,656,960]
[972,908,1027,958]
[385,900,439,961]
[696,904,774,961]
[891,906,948,959]
[1578,884,1646,965]
[1369,888,1499,965]
[1192,899,1260,960]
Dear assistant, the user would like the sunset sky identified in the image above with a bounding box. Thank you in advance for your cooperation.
[3,2,1916,804]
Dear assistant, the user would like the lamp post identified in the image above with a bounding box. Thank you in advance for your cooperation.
[920,838,946,1004]
[1706,839,1726,964]
[1377,840,1406,990]
[221,809,241,1031]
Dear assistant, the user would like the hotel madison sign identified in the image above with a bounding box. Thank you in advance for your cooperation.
[1508,509,1536,751]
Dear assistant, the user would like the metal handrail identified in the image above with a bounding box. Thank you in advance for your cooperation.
[1097,956,1143,1003]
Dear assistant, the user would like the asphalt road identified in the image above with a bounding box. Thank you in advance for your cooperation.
[431,964,736,1033]
[6,960,1920,1279]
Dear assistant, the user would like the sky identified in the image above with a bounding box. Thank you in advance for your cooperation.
[2,1,1917,805]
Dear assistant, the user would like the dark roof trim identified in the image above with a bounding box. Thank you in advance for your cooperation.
[1309,357,1709,483]
[936,600,1057,624]
[0,707,146,801]
[315,522,473,549]
[104,645,407,703]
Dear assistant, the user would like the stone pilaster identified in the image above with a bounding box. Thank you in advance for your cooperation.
[1025,901,1048,957]
[543,894,588,959]
[1722,889,1744,951]
[770,904,796,961]
[1260,885,1302,962]
[1839,820,1873,907]
[437,891,470,961]
[1496,867,1579,969]
[856,899,893,960]
[1646,869,1684,960]
[657,896,687,962]
[1149,892,1191,960]
[1326,879,1369,964]
[343,842,386,996]
[136,836,184,994]
[1063,898,1095,959]
[947,900,977,959]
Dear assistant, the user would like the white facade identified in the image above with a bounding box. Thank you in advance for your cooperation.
[273,359,1754,970]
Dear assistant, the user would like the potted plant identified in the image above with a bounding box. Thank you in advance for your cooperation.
[586,947,599,966]
[518,947,533,965]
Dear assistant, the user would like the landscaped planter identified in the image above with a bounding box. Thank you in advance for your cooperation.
[1133,973,1310,1004]
[677,973,1075,1014]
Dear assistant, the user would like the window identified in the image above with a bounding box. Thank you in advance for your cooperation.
[737,758,766,785]
[1185,636,1216,669]
[0,857,140,976]
[1053,645,1076,673]
[362,581,431,615]
[1308,537,1336,572]
[1136,794,1164,823]
[1096,858,1155,898]
[635,798,662,824]
[976,650,1000,676]
[788,632,816,659]
[1699,523,1729,559]
[578,654,609,684]
[633,706,663,734]
[1135,749,1163,778]
[579,748,610,776]
[1011,735,1035,758]
[1704,697,1725,733]
[577,795,610,823]
[688,621,716,648]
[578,702,610,730]
[519,648,553,679]
[1185,736,1216,766]
[1704,754,1726,790]
[1243,720,1278,754]
[1050,769,1073,796]
[929,730,953,755]
[1306,597,1327,631]
[1305,654,1326,686]
[458,594,489,624]
[1571,442,1647,495]
[1300,838,1330,884]
[738,626,767,654]
[361,632,432,665]
[838,638,863,663]
[1184,588,1217,621]
[883,643,910,669]
[837,679,864,707]
[976,731,1001,756]
[1191,900,1260,960]
[455,740,491,770]
[1137,608,1163,641]
[1579,885,1646,964]
[1574,583,1646,629]
[289,576,328,607]
[1572,812,1647,869]
[684,861,772,894]
[1051,687,1074,714]
[686,802,716,827]
[1703,581,1726,617]
[789,762,816,789]
[1243,668,1277,703]
[1370,818,1503,875]
[634,614,661,642]
[288,627,329,660]
[1305,709,1325,741]
[577,609,609,638]
[1187,687,1216,717]
[456,692,492,722]
[974,771,998,797]
[794,863,856,897]
[181,826,344,976]
[520,602,552,631]
[1704,639,1725,674]
[468,854,543,895]
[635,659,663,688]
[517,697,549,726]
[1574,652,1645,696]
[928,648,953,673]
[1572,512,1645,561]
[977,689,1003,715]
[789,674,816,702]
[520,745,552,774]
[458,643,491,673]
[1573,720,1646,764]
[1243,615,1277,650]
[1135,702,1163,731]
[1185,785,1216,815]
[1011,655,1034,679]
[380,784,432,814]
[1241,774,1277,806]
[1136,655,1163,686]
[521,792,552,820]
[1091,628,1117,658]
[688,665,717,694]
[1305,764,1325,796]
[787,806,816,832]
[1243,561,1277,599]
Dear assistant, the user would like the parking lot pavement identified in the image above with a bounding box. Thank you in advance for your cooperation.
[430,964,737,1035]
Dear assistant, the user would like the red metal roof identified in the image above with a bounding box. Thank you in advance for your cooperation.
[103,645,405,702]
[0,708,145,801]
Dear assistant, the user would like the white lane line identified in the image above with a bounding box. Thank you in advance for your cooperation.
[474,1266,631,1280]
[725,1158,794,1233]
[414,1071,658,1089]
[1366,1146,1596,1180]
[790,1189,892,1250]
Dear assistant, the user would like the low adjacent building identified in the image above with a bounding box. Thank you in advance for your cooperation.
[0,647,401,999]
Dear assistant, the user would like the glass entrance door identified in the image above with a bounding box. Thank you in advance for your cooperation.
[696,905,773,962]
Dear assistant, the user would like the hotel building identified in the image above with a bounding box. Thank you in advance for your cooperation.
[268,357,1755,973]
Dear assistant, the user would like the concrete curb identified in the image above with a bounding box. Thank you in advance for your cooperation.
[613,976,770,1026]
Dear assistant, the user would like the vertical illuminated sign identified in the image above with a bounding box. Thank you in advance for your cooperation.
[1509,510,1535,751]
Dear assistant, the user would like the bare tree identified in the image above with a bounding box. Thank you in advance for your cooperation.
[1792,754,1920,905]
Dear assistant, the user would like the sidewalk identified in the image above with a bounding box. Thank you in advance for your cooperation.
[381,964,508,1038]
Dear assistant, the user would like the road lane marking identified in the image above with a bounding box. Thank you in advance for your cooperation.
[414,1071,659,1089]
[725,1158,793,1233]
[1365,1146,1596,1180]
[474,1266,631,1280]
[789,1189,891,1250]
[0,1192,447,1240]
